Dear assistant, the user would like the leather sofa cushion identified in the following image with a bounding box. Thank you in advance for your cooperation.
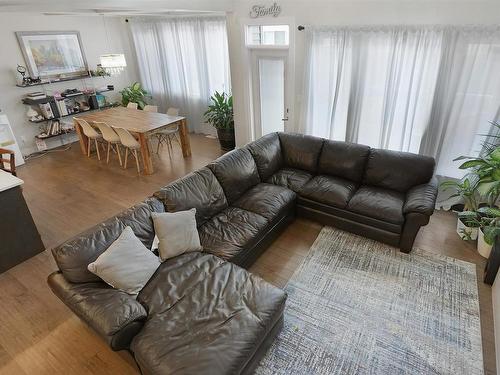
[267,168,313,192]
[299,175,357,208]
[154,167,227,226]
[52,197,164,283]
[233,183,296,221]
[133,252,286,375]
[246,132,283,181]
[348,186,405,225]
[208,148,260,204]
[363,148,435,192]
[48,272,147,350]
[278,132,324,173]
[318,140,370,182]
[198,207,268,262]
[298,196,402,234]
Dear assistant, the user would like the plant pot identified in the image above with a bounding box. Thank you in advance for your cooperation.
[456,217,478,241]
[478,228,493,258]
[451,203,465,213]
[216,128,235,151]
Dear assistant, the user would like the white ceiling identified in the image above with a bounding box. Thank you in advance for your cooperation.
[0,0,496,16]
[0,0,232,15]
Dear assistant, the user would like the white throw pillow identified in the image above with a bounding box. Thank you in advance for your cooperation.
[152,208,202,262]
[87,226,160,295]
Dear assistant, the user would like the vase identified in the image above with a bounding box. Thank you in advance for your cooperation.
[478,228,493,258]
[456,217,478,241]
[216,128,235,151]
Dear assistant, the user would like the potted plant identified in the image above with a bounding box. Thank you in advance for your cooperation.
[204,91,235,151]
[476,207,500,258]
[120,82,149,109]
[440,177,480,240]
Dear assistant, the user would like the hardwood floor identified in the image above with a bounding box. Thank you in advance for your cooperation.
[0,134,495,374]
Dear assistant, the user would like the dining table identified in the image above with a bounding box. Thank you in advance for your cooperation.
[73,107,192,175]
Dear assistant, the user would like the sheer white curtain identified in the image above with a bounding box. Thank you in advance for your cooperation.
[129,16,231,135]
[302,25,500,178]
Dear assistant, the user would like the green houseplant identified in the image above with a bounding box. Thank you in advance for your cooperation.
[204,91,235,151]
[120,82,149,109]
[440,177,481,240]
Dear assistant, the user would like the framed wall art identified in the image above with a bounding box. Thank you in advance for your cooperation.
[16,31,89,79]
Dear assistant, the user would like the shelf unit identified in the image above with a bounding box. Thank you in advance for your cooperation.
[28,104,116,124]
[19,75,116,141]
[35,129,75,140]
[16,74,92,88]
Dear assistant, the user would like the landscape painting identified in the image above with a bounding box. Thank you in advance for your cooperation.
[16,31,89,79]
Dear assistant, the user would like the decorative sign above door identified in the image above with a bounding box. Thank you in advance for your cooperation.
[249,2,282,18]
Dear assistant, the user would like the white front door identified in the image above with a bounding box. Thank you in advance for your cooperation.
[251,50,289,138]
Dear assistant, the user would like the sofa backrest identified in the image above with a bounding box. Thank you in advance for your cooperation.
[246,132,283,181]
[208,148,260,204]
[318,140,370,182]
[363,148,435,192]
[52,197,164,284]
[278,132,324,173]
[154,167,228,226]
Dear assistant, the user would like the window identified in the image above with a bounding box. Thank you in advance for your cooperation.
[246,25,289,46]
[302,26,500,178]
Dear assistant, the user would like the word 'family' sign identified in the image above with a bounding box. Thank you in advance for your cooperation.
[249,3,282,18]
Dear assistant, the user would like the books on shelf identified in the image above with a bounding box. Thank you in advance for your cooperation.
[26,91,46,100]
[56,100,68,116]
[38,102,55,119]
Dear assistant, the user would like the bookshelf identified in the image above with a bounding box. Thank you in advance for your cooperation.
[19,75,117,140]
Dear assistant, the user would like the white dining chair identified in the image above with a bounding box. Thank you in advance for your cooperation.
[154,107,180,155]
[127,102,138,109]
[114,127,142,174]
[144,105,158,112]
[76,118,104,160]
[94,121,122,166]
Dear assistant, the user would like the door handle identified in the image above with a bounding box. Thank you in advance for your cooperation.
[282,117,289,121]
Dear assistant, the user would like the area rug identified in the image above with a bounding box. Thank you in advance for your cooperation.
[255,227,483,375]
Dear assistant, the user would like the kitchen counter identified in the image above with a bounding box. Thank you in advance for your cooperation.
[0,169,23,192]
[0,171,44,273]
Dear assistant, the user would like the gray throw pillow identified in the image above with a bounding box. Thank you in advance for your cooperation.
[152,208,202,262]
[87,226,160,295]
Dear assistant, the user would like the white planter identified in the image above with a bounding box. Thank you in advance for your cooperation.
[456,218,478,241]
[478,228,493,258]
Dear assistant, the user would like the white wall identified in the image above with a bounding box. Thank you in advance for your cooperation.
[227,0,500,146]
[0,13,139,155]
[493,277,500,372]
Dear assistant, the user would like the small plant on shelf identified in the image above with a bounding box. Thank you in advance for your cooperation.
[120,82,149,109]
[89,64,111,77]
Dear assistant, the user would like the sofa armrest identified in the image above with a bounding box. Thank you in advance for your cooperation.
[403,176,438,216]
[48,271,147,350]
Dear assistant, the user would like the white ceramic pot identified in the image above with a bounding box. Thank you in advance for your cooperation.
[456,218,478,241]
[478,228,493,258]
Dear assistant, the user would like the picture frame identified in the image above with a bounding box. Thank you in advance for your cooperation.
[15,31,89,80]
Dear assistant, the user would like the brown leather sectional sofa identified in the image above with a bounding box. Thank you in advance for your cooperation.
[48,132,437,375]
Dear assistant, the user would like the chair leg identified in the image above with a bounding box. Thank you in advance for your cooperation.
[133,149,141,174]
[87,138,91,157]
[116,144,123,167]
[156,135,162,154]
[106,142,111,164]
[124,148,129,169]
[95,139,101,161]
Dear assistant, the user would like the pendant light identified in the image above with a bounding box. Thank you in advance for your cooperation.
[99,15,127,75]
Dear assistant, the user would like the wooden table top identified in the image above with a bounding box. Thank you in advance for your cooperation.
[75,107,185,133]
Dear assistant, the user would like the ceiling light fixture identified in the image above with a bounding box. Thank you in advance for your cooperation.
[99,15,127,75]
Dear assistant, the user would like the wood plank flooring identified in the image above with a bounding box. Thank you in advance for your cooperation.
[0,134,495,374]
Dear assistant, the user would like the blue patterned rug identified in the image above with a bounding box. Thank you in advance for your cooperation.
[256,227,483,375]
